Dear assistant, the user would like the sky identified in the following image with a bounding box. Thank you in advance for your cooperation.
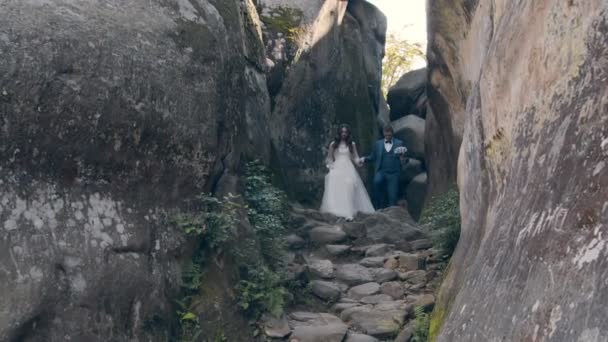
[367,0,427,68]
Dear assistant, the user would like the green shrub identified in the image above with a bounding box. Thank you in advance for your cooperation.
[233,161,291,318]
[412,306,430,342]
[171,194,240,341]
[236,265,287,318]
[244,160,289,265]
[172,193,241,251]
[420,187,461,257]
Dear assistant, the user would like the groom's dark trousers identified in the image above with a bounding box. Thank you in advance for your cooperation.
[365,138,404,209]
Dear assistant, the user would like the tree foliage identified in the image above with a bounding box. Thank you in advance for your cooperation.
[382,32,425,96]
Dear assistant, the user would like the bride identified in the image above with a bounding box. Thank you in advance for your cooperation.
[320,124,375,220]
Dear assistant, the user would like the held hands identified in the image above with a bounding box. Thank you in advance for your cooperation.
[356,157,365,167]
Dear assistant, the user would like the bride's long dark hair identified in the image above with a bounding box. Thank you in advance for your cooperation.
[333,124,354,153]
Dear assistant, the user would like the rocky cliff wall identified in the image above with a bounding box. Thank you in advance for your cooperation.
[424,0,475,198]
[0,0,271,340]
[428,1,608,340]
[270,0,386,203]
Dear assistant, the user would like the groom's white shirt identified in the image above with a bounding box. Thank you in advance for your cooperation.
[384,140,393,152]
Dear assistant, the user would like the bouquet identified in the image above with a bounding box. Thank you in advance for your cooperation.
[394,146,408,155]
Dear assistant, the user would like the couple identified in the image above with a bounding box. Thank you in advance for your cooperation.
[320,124,407,220]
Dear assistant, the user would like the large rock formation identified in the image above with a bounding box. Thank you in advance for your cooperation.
[270,0,386,203]
[429,1,608,341]
[424,2,471,198]
[0,0,271,340]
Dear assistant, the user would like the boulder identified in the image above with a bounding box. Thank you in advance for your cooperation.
[311,281,342,301]
[326,244,351,256]
[401,158,424,185]
[342,221,367,238]
[365,244,395,257]
[263,314,291,338]
[360,294,394,304]
[372,268,398,283]
[380,281,405,300]
[307,259,335,279]
[335,264,375,286]
[346,332,380,342]
[310,226,347,244]
[406,173,428,221]
[387,68,427,120]
[393,115,426,160]
[341,301,411,339]
[360,257,386,268]
[362,214,425,245]
[289,312,348,342]
[399,270,427,286]
[347,282,381,300]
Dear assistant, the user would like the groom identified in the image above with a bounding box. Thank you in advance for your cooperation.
[361,125,407,209]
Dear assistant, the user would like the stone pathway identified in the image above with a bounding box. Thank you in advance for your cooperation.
[264,206,447,342]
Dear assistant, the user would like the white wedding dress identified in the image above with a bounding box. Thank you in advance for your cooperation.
[320,142,375,219]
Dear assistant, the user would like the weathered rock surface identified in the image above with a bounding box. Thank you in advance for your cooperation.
[405,173,428,220]
[345,332,380,342]
[326,244,351,256]
[401,158,424,185]
[311,281,343,301]
[393,115,426,160]
[263,314,291,338]
[0,0,270,340]
[387,68,427,121]
[335,264,375,286]
[289,312,348,342]
[362,212,424,244]
[429,1,608,341]
[347,282,381,300]
[341,301,411,339]
[310,226,348,244]
[307,259,335,279]
[271,0,386,202]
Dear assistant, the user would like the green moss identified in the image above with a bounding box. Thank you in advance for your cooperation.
[428,305,447,342]
[260,6,304,43]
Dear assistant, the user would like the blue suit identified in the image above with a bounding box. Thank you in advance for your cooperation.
[365,138,404,209]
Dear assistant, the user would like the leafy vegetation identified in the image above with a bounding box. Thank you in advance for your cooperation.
[236,265,287,318]
[412,306,430,342]
[244,160,289,264]
[171,160,292,340]
[382,31,425,96]
[420,187,461,257]
[171,194,241,341]
[172,193,241,251]
[235,160,291,318]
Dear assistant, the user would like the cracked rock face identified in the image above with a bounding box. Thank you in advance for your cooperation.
[429,1,608,341]
[0,0,271,340]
